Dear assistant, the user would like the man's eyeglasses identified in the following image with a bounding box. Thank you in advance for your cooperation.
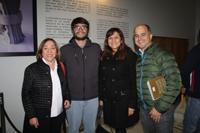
[73,24,88,31]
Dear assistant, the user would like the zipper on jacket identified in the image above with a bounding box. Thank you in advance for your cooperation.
[139,53,147,110]
[81,48,86,99]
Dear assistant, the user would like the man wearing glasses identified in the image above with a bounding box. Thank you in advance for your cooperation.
[60,17,101,133]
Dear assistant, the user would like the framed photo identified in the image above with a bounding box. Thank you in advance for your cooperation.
[0,0,37,56]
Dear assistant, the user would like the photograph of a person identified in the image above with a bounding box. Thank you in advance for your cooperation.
[0,0,36,56]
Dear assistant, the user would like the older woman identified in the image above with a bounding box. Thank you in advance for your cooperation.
[22,38,70,133]
[99,28,139,133]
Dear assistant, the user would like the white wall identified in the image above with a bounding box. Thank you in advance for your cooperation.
[0,0,198,132]
[129,0,196,46]
[0,56,35,133]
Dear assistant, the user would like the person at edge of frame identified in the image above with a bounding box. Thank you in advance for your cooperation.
[181,29,200,133]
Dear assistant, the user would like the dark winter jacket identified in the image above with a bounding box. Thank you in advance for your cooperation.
[136,43,181,113]
[99,47,139,128]
[60,38,101,100]
[181,43,200,98]
[22,59,70,119]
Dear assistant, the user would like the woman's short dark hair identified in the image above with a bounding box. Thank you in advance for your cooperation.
[71,17,89,31]
[36,38,60,60]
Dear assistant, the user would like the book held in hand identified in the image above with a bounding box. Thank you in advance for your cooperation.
[147,76,166,100]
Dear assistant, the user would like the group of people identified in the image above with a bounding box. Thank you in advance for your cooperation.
[21,17,200,133]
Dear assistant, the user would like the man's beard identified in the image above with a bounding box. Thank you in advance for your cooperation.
[74,34,88,40]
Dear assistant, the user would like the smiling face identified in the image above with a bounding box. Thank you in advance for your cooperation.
[73,23,89,40]
[42,40,57,63]
[134,25,153,52]
[108,31,122,53]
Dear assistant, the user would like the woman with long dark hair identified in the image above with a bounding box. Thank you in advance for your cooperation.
[99,28,139,133]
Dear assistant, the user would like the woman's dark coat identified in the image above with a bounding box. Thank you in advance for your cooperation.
[21,59,70,132]
[99,48,139,128]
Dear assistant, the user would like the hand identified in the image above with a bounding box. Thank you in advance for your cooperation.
[149,107,161,123]
[64,100,71,109]
[128,107,135,116]
[29,117,39,128]
[99,100,103,107]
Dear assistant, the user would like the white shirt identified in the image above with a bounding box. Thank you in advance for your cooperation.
[42,58,63,117]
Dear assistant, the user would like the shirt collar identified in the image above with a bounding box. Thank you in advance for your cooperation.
[42,58,58,69]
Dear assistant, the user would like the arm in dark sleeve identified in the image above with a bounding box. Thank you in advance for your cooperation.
[181,47,199,90]
[98,61,104,101]
[64,73,71,102]
[128,52,138,109]
[21,66,36,119]
[154,52,181,113]
[59,63,71,103]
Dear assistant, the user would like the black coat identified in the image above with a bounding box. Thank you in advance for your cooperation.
[22,59,70,119]
[99,48,139,128]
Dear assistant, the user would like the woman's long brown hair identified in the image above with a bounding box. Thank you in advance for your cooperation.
[101,27,128,60]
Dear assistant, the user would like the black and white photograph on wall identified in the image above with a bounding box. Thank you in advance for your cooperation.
[0,0,37,56]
